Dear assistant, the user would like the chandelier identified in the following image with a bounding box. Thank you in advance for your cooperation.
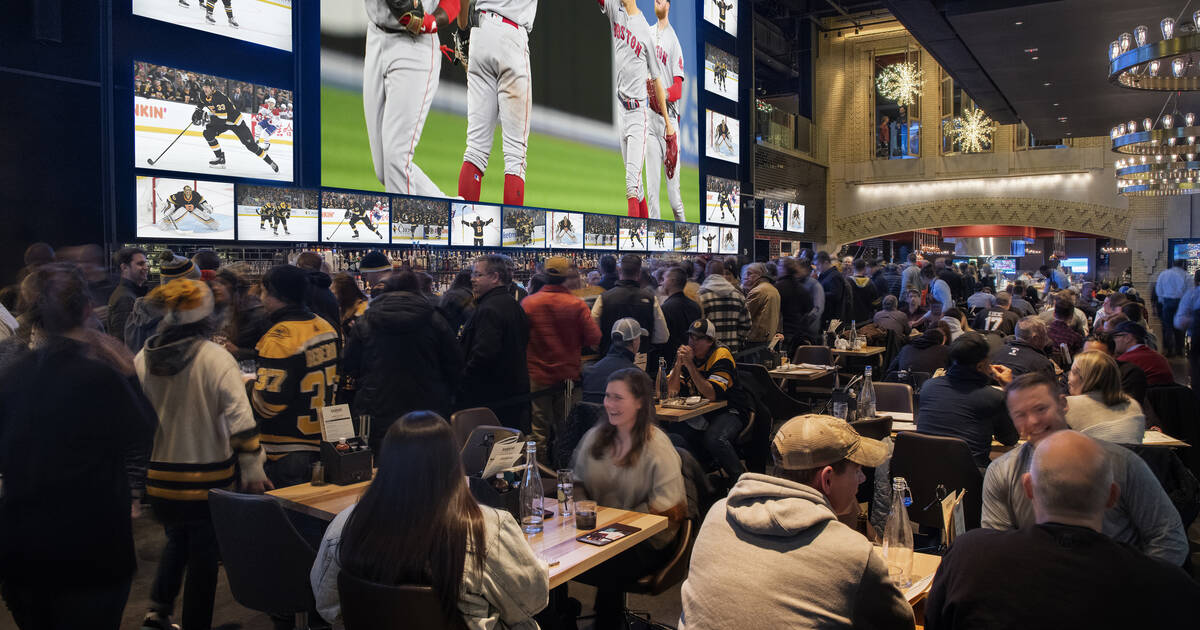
[876,62,923,106]
[944,108,998,153]
[1109,11,1200,90]
[1111,106,1200,195]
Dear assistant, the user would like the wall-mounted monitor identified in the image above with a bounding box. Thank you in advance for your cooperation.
[549,211,585,249]
[705,175,739,225]
[452,203,502,247]
[703,0,738,37]
[699,224,721,254]
[585,214,619,250]
[785,203,806,233]
[706,110,739,163]
[502,208,547,248]
[990,258,1017,275]
[762,200,785,231]
[1059,257,1089,275]
[133,0,293,51]
[674,222,698,252]
[136,176,235,240]
[236,184,319,243]
[134,62,292,181]
[392,197,450,246]
[321,191,390,243]
[705,44,738,102]
[620,217,648,252]
[648,220,674,252]
[719,227,739,254]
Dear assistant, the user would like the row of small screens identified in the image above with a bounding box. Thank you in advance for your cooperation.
[132,1,741,52]
[136,176,740,253]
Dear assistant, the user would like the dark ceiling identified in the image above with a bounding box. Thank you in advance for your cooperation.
[885,0,1193,139]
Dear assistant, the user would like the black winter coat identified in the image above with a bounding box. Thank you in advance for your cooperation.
[459,286,530,431]
[343,291,464,452]
[775,275,813,349]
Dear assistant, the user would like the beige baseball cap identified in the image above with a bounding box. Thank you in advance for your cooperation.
[772,414,889,470]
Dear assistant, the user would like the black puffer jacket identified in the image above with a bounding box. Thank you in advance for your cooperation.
[459,285,530,431]
[886,331,951,376]
[305,270,341,337]
[343,290,464,452]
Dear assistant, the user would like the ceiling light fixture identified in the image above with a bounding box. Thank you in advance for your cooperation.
[1109,11,1200,90]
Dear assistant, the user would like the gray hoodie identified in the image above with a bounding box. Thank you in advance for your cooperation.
[679,473,914,629]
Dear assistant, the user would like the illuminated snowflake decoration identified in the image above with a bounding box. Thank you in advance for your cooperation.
[944,107,998,153]
[875,62,924,106]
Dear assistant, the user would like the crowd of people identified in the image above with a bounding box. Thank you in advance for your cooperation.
[1,241,1198,629]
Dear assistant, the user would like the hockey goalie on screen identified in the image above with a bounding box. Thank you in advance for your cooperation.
[158,185,220,231]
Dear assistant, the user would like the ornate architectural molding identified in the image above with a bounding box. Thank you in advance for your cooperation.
[832,197,1131,245]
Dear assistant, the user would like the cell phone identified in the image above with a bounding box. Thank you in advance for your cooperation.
[576,523,642,546]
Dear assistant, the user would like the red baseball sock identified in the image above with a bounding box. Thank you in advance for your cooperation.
[638,197,649,218]
[503,174,525,206]
[458,162,483,201]
[627,197,640,216]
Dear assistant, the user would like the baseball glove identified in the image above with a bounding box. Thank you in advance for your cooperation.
[385,0,425,34]
[646,79,663,116]
[665,132,679,179]
[451,28,470,71]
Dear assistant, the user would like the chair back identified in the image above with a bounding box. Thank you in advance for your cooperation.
[884,370,931,391]
[459,426,521,477]
[338,571,468,630]
[451,407,501,448]
[889,432,983,531]
[873,382,913,415]
[1144,384,1200,476]
[849,416,893,441]
[208,489,317,617]
[551,401,606,471]
[792,345,834,366]
[737,364,808,429]
[630,519,696,597]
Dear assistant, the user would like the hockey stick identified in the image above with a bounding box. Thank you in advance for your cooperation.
[146,122,194,165]
[327,214,345,240]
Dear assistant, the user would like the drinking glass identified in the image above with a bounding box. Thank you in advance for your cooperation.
[311,462,326,486]
[575,500,597,530]
[556,469,574,517]
[832,401,849,420]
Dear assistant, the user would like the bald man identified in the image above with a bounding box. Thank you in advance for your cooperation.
[980,371,1187,565]
[926,430,1200,628]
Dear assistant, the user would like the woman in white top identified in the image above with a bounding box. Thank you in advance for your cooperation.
[572,368,688,629]
[1065,351,1145,444]
[311,411,548,629]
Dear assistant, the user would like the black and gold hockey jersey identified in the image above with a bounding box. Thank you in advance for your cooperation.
[201,90,243,125]
[252,312,339,458]
[167,189,206,210]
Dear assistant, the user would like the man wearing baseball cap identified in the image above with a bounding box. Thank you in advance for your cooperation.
[582,318,649,404]
[666,318,752,481]
[1111,320,1174,385]
[521,257,602,463]
[679,414,913,629]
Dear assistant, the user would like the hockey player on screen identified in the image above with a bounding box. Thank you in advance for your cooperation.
[274,201,291,236]
[555,215,575,242]
[162,185,219,231]
[723,230,735,251]
[703,232,716,252]
[345,202,384,239]
[194,78,279,173]
[254,97,281,150]
[717,186,734,221]
[463,215,493,247]
[711,0,732,31]
[185,0,239,28]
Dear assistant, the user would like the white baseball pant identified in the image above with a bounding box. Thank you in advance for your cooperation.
[363,25,445,197]
[462,14,531,178]
[618,102,647,201]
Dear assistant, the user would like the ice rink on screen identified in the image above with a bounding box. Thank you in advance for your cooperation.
[719,227,739,254]
[392,222,449,246]
[704,59,739,102]
[136,126,293,182]
[132,0,293,51]
[706,112,739,163]
[451,203,502,247]
[549,212,584,249]
[705,191,739,225]
[236,205,318,242]
[698,225,721,254]
[136,176,235,240]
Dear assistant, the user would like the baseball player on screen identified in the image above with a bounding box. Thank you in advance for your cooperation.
[644,0,686,221]
[363,0,462,196]
[598,0,678,218]
[456,0,538,206]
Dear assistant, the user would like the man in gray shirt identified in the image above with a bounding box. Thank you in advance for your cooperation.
[983,372,1187,565]
[797,259,825,344]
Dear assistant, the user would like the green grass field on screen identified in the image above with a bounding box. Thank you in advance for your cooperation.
[321,85,700,223]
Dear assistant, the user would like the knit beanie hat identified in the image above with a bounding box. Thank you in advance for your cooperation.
[160,252,200,282]
[149,279,214,327]
[263,264,310,306]
[360,250,391,273]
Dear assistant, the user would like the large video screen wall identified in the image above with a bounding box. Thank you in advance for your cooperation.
[133,0,294,51]
[318,1,702,222]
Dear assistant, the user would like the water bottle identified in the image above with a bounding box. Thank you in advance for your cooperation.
[655,357,668,401]
[859,366,877,420]
[882,477,914,588]
[519,441,544,534]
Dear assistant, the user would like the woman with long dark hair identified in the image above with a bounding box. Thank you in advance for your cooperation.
[311,411,547,627]
[572,368,688,628]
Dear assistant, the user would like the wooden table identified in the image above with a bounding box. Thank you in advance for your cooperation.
[906,552,941,605]
[769,366,836,381]
[887,423,1191,453]
[654,400,727,422]
[830,346,885,357]
[268,482,668,590]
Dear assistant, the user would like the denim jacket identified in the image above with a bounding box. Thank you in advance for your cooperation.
[311,503,548,629]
